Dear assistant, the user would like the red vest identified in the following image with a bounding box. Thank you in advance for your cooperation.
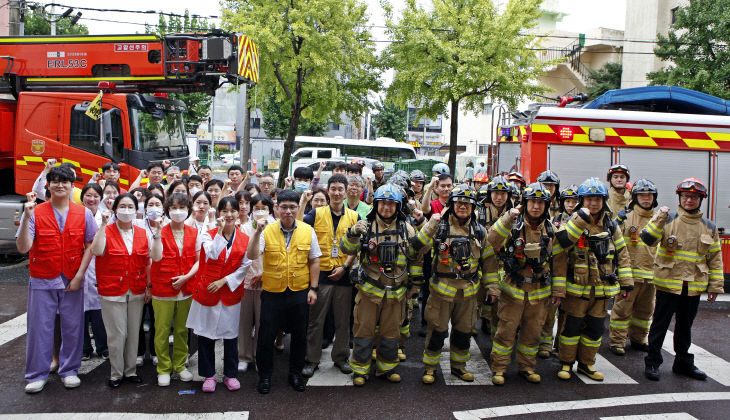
[193,228,249,306]
[96,224,149,297]
[150,224,198,297]
[29,201,87,279]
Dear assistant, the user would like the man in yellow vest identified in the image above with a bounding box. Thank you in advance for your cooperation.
[247,190,321,394]
[299,174,359,377]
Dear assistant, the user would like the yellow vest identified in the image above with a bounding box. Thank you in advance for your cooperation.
[262,221,313,293]
[313,205,358,271]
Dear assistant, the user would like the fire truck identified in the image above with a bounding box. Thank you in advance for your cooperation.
[495,86,730,280]
[0,32,259,252]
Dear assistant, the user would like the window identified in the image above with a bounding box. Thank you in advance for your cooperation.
[329,122,340,130]
[70,106,124,160]
[250,117,261,129]
[671,7,678,24]
[318,150,332,159]
[399,148,416,159]
[478,144,490,154]
[294,150,312,159]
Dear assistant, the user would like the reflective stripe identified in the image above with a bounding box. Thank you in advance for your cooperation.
[499,278,525,300]
[341,236,360,253]
[481,272,499,286]
[409,266,424,276]
[431,278,458,297]
[400,324,410,335]
[559,335,579,345]
[540,336,553,345]
[614,237,627,250]
[481,246,495,259]
[463,282,480,297]
[580,336,602,348]
[565,220,582,239]
[565,282,619,297]
[450,350,471,363]
[710,242,721,253]
[350,361,371,375]
[552,243,565,256]
[610,319,628,329]
[645,221,662,239]
[358,282,385,298]
[552,276,566,288]
[566,282,590,296]
[422,351,441,366]
[416,231,433,248]
[617,267,632,279]
[493,219,510,238]
[516,342,538,355]
[376,359,399,372]
[657,247,705,262]
[385,286,407,299]
[528,286,551,301]
[629,316,651,329]
[633,268,654,279]
[492,342,513,355]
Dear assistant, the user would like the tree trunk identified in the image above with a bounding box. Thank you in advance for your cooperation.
[277,69,304,188]
[448,99,459,179]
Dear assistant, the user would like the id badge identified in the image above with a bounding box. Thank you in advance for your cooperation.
[331,246,339,258]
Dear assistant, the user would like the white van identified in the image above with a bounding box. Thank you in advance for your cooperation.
[290,147,340,161]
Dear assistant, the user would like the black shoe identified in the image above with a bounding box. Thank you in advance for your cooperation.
[257,377,271,394]
[334,360,353,374]
[645,365,660,381]
[288,373,306,392]
[672,365,707,380]
[321,339,332,349]
[107,378,122,388]
[630,341,650,352]
[123,375,143,384]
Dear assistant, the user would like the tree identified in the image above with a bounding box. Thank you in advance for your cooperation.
[382,0,548,173]
[372,100,407,141]
[647,0,730,99]
[23,7,88,35]
[261,90,329,139]
[222,0,381,187]
[586,62,622,99]
[146,11,215,133]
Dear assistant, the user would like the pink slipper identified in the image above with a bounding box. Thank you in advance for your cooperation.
[202,377,216,393]
[224,377,240,391]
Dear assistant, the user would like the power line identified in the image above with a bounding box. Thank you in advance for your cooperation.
[77,16,214,31]
[31,2,220,20]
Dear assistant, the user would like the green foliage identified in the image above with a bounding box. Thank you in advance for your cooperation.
[146,10,215,133]
[587,62,622,99]
[23,7,88,35]
[647,0,730,99]
[372,100,407,141]
[261,91,328,139]
[382,0,549,171]
[221,0,382,186]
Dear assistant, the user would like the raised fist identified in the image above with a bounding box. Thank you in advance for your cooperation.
[431,212,442,223]
[45,159,57,170]
[91,172,101,183]
[353,220,369,235]
[509,207,520,220]
[101,210,111,225]
[24,192,37,214]
[659,206,669,214]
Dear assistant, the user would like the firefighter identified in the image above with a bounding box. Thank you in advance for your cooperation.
[413,185,498,384]
[478,176,513,335]
[488,183,564,385]
[473,172,489,192]
[641,178,723,381]
[508,171,526,204]
[410,170,427,202]
[340,184,424,386]
[537,170,560,218]
[607,164,631,215]
[371,162,387,191]
[538,184,578,358]
[553,177,633,381]
[608,179,659,356]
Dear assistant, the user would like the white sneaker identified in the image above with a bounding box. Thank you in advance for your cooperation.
[136,356,144,367]
[62,375,81,389]
[25,380,46,394]
[152,356,159,366]
[178,369,193,382]
[238,361,249,373]
[157,374,171,387]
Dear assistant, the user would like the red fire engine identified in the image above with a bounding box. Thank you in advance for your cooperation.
[0,32,258,252]
[495,86,730,280]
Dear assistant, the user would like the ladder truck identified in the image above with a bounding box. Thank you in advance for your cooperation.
[0,32,259,253]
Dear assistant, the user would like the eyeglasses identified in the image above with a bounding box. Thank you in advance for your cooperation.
[260,182,274,187]
[279,205,298,211]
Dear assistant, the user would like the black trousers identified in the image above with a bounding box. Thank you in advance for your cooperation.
[138,302,155,357]
[645,285,700,369]
[197,335,238,379]
[257,289,309,378]
[83,309,108,356]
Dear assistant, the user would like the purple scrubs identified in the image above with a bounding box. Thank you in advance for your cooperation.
[16,206,98,382]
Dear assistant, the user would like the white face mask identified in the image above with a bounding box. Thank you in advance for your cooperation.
[146,208,162,221]
[169,209,188,223]
[253,209,268,221]
[189,187,201,196]
[116,208,136,223]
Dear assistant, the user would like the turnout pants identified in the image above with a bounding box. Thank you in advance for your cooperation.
[558,289,610,366]
[645,286,700,370]
[609,281,655,347]
[422,287,478,371]
[491,293,549,373]
[350,287,405,377]
[306,284,352,365]
[539,303,558,353]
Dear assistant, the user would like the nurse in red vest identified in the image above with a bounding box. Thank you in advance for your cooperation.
[186,196,252,393]
[149,193,199,387]
[91,193,152,389]
[16,166,97,394]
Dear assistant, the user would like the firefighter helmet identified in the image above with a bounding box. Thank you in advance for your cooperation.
[484,176,513,209]
[474,172,489,184]
[576,178,609,213]
[409,169,426,182]
[371,161,385,171]
[522,182,551,219]
[388,173,410,191]
[558,184,579,213]
[607,164,630,182]
[508,171,526,187]
[448,184,477,207]
[676,177,707,198]
[432,163,450,175]
[537,170,560,191]
[368,183,403,220]
[478,184,490,203]
[629,179,658,209]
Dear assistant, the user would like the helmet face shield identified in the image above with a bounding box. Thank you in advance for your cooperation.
[676,178,707,198]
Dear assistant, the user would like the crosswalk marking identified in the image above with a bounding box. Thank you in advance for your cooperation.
[662,330,730,386]
[306,346,353,386]
[0,313,26,347]
[601,413,698,420]
[0,412,249,420]
[440,339,493,386]
[452,392,730,420]
[188,340,224,383]
[577,353,638,385]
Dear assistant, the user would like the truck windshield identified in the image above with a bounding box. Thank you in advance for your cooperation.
[130,107,186,153]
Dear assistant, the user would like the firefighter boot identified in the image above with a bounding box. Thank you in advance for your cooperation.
[371,348,377,360]
[398,347,406,361]
[610,345,626,356]
[557,363,573,381]
[422,369,436,385]
[491,372,505,386]
[519,370,541,384]
[377,370,401,383]
[577,363,604,381]
[538,349,551,359]
[353,373,368,387]
[451,367,475,382]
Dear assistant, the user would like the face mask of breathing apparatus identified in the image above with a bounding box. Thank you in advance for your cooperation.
[449,238,472,271]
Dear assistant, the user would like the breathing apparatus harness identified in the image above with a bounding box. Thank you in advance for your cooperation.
[576,213,619,286]
[497,214,554,287]
[354,217,413,290]
[432,213,485,283]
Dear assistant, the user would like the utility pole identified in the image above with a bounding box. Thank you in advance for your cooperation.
[9,0,24,36]
[50,3,56,36]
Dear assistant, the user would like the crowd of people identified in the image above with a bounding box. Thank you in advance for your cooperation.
[17,156,724,396]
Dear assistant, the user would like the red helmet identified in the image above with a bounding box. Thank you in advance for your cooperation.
[508,171,526,186]
[676,177,707,198]
[474,172,489,183]
[351,158,366,167]
[607,164,630,182]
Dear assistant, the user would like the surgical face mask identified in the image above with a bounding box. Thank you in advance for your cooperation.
[189,187,201,196]
[253,209,269,221]
[295,181,309,194]
[146,208,162,221]
[169,209,188,223]
[116,208,136,223]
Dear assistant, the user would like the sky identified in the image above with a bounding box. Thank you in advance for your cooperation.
[56,0,626,36]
